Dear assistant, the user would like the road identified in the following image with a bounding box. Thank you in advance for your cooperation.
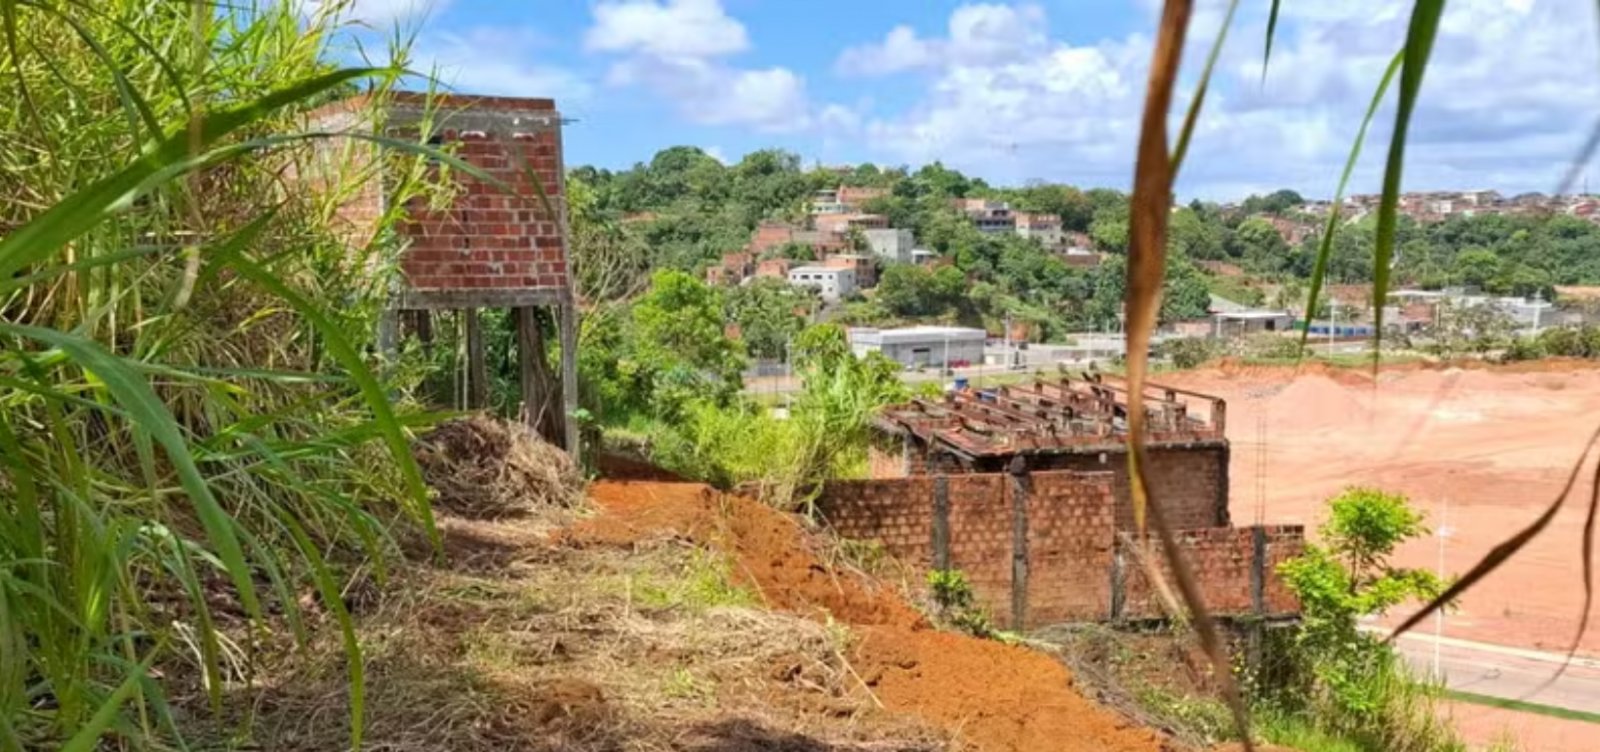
[1375,628,1600,716]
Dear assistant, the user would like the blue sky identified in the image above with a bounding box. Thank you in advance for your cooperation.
[324,0,1600,201]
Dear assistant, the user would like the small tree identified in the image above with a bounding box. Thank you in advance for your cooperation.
[1272,488,1452,750]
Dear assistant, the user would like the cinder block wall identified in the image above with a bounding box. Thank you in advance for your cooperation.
[302,93,570,305]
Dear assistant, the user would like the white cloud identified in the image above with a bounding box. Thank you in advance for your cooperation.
[585,0,748,58]
[414,28,591,103]
[837,26,935,76]
[608,57,810,131]
[305,0,446,25]
[585,0,851,134]
[836,3,1047,76]
[852,0,1600,198]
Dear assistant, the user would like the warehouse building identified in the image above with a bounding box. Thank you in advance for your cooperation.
[848,326,986,370]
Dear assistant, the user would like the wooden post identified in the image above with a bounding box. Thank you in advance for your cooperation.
[515,305,568,444]
[516,306,545,431]
[558,296,581,458]
[377,308,399,365]
[413,309,433,352]
[465,308,487,410]
[1110,543,1126,622]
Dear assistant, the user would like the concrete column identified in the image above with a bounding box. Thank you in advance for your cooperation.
[1008,456,1030,631]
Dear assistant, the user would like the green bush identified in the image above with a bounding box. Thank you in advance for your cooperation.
[1259,488,1460,752]
[927,569,994,637]
[1159,336,1223,369]
[642,323,910,510]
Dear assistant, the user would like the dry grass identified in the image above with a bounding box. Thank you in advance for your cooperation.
[413,415,586,519]
[186,504,949,752]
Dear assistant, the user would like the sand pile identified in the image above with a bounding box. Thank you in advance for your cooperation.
[413,415,584,519]
[1256,375,1372,434]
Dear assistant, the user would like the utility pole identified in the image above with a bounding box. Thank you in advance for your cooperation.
[1003,312,1012,373]
[943,333,951,380]
[1434,496,1453,681]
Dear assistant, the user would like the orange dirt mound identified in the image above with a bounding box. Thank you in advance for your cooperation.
[853,627,1169,752]
[565,478,1169,752]
[567,479,923,628]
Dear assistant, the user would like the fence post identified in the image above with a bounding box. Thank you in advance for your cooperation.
[1008,456,1030,631]
[932,475,950,571]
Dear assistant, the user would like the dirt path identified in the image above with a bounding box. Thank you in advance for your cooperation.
[568,478,1173,752]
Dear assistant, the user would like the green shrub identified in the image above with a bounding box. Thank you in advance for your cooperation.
[1159,336,1223,369]
[1260,488,1460,752]
[927,569,994,637]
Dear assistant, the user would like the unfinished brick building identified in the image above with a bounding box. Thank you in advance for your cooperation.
[871,373,1232,531]
[303,92,578,453]
[819,374,1304,630]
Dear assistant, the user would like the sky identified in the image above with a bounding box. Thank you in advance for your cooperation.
[321,0,1600,201]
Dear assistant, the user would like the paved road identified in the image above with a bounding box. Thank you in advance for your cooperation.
[1376,629,1600,716]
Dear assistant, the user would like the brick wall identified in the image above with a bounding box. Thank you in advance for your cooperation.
[985,444,1230,532]
[304,93,570,307]
[1024,472,1116,624]
[820,477,934,567]
[818,470,1301,630]
[1119,525,1303,620]
[943,474,1012,622]
[820,470,1118,629]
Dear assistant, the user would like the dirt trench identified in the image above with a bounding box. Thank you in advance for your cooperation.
[563,475,1174,752]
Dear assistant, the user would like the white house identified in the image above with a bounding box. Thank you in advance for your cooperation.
[788,265,857,302]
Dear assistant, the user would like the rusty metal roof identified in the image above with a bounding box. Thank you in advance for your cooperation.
[874,373,1227,459]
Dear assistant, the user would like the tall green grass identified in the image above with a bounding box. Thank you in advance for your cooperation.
[0,1,449,748]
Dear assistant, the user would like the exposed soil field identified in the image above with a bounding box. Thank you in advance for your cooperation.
[1160,359,1600,655]
[571,474,1174,752]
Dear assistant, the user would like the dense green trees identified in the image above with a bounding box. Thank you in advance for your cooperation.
[575,146,1600,344]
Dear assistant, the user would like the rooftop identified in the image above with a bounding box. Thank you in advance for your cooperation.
[851,325,986,339]
[875,373,1227,459]
[1215,310,1292,320]
[789,265,846,274]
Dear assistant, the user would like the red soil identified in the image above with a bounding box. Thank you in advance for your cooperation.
[1163,361,1600,655]
[565,478,1171,752]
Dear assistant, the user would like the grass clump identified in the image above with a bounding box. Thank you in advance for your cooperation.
[0,1,466,748]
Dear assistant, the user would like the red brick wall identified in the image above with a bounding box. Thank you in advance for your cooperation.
[749,222,794,254]
[398,127,566,293]
[305,94,569,300]
[1259,525,1305,616]
[1024,472,1116,624]
[818,477,934,568]
[943,474,1012,623]
[1119,525,1304,620]
[1006,444,1230,532]
[817,470,1301,630]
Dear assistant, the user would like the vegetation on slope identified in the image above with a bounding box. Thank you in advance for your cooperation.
[0,1,452,747]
